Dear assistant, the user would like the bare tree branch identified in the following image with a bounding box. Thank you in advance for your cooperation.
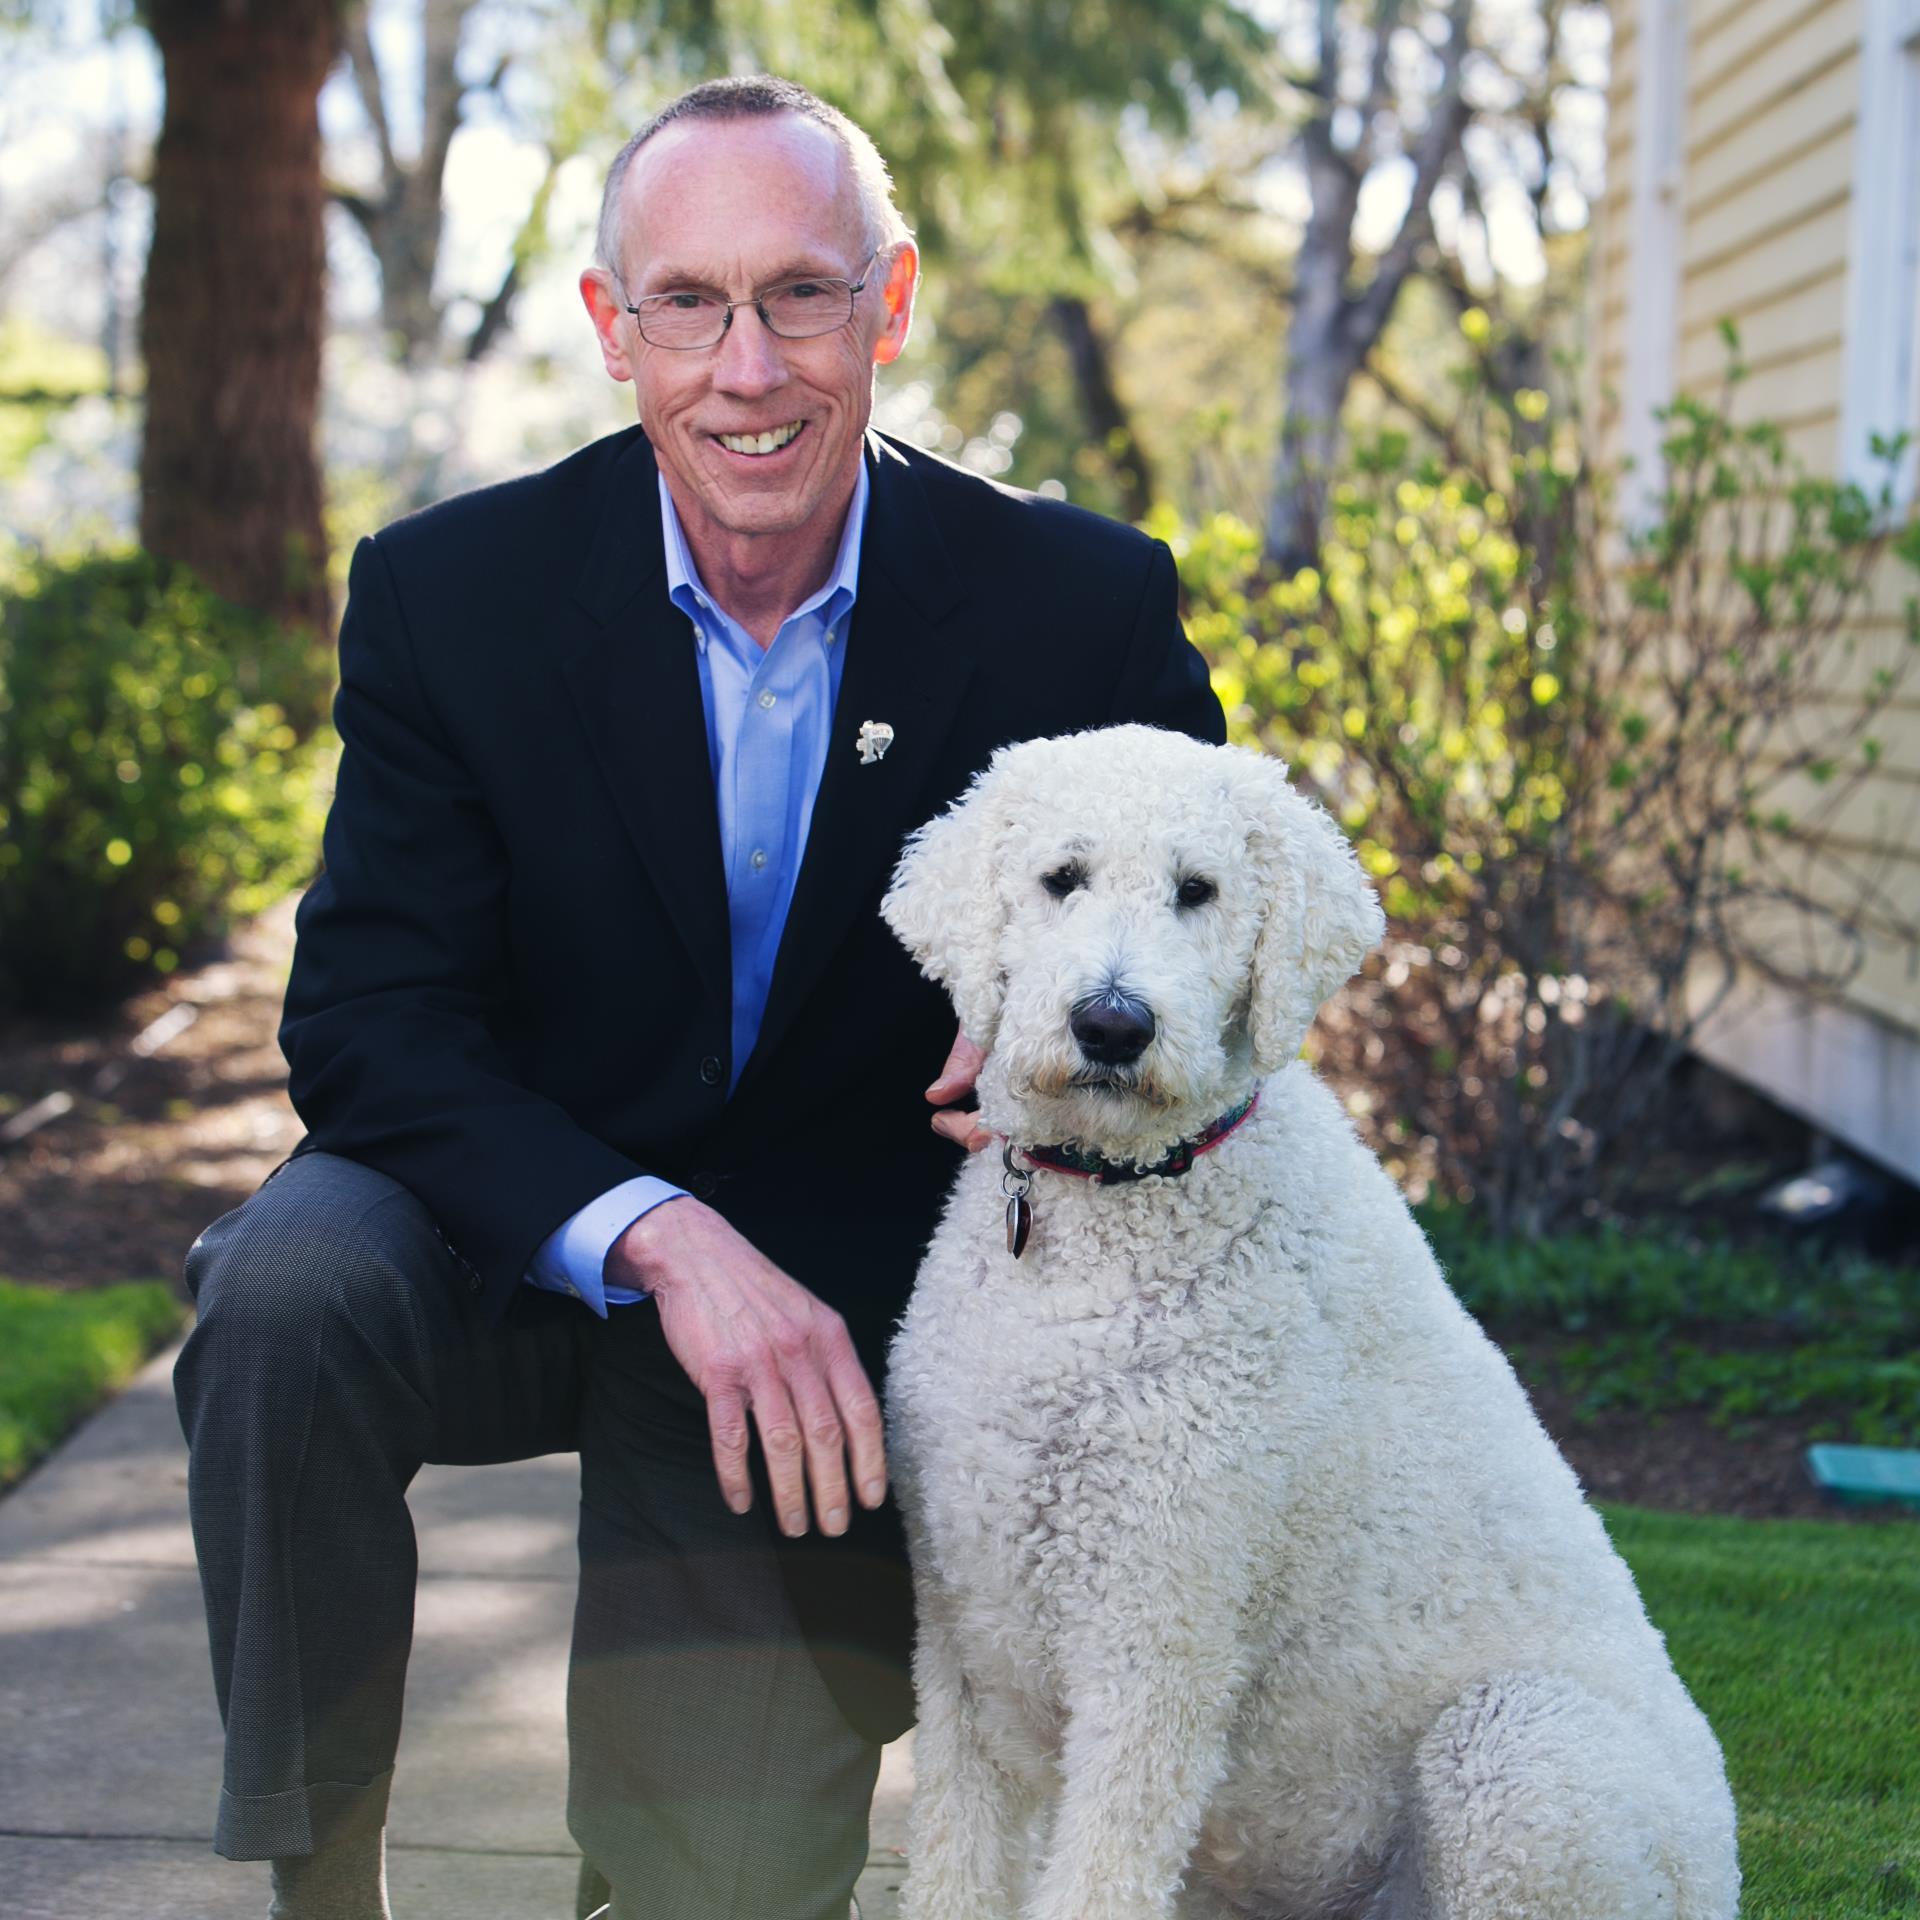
[341,8,398,192]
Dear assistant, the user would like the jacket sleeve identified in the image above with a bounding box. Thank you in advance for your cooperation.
[1107,540,1228,745]
[280,534,651,1310]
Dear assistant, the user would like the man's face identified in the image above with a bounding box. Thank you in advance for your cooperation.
[582,114,916,555]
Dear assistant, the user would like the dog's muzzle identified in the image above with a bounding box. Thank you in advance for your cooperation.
[1069,989,1156,1067]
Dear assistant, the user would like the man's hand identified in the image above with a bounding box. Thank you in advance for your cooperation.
[927,1027,993,1152]
[608,1202,886,1537]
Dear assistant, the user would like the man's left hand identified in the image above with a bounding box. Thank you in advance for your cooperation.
[927,1027,993,1152]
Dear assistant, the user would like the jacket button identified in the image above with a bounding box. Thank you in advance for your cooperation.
[687,1171,719,1200]
[699,1055,723,1087]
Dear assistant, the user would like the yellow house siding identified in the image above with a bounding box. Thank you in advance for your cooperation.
[1685,131,1854,285]
[1687,51,1857,209]
[1689,0,1859,155]
[1676,268,1850,371]
[1695,0,1759,52]
[1717,338,1846,424]
[1684,203,1851,333]
[1755,757,1920,842]
[1593,0,1920,1172]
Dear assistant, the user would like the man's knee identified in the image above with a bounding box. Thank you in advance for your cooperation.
[180,1150,450,1389]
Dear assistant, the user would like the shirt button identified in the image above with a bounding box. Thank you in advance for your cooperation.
[750,847,769,871]
[699,1055,723,1087]
[825,626,839,645]
[758,689,777,709]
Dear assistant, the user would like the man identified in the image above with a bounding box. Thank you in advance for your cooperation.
[174,74,1224,1920]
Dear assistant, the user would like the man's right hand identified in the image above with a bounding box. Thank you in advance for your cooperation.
[606,1201,886,1539]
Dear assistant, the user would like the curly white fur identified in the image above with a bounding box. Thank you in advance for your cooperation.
[881,726,1739,1920]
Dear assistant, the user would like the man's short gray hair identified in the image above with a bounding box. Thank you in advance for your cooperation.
[594,75,914,285]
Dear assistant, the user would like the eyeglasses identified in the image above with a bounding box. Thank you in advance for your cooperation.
[617,252,880,351]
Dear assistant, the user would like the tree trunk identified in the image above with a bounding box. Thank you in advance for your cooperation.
[342,0,478,364]
[139,0,342,652]
[1048,294,1156,523]
[1265,256,1362,578]
[1262,0,1473,575]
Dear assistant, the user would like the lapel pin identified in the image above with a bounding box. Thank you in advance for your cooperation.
[856,719,895,765]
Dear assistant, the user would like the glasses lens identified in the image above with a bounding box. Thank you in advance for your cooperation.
[761,279,855,339]
[638,293,726,348]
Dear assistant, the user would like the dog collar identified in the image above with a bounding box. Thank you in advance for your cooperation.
[1000,1093,1260,1258]
[1018,1092,1260,1185]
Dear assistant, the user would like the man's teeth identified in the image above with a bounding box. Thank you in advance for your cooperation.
[718,422,803,455]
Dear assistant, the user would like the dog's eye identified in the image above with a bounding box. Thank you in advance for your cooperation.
[1042,863,1086,899]
[1175,875,1217,909]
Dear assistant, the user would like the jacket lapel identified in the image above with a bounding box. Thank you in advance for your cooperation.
[738,434,976,1096]
[556,430,732,1023]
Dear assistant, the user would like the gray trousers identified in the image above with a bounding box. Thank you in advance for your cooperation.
[175,1148,881,1920]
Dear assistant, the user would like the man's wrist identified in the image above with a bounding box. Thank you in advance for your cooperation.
[608,1193,707,1293]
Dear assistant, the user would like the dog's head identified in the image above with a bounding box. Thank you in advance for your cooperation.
[883,725,1384,1160]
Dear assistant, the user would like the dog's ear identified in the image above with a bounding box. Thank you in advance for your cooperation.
[883,754,1019,1049]
[1237,751,1386,1073]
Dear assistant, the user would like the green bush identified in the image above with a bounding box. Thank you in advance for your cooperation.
[0,549,334,1013]
[1153,328,1920,1235]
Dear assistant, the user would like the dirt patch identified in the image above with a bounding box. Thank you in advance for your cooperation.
[1516,1377,1909,1524]
[0,896,304,1294]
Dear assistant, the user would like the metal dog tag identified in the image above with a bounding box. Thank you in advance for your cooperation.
[1006,1192,1032,1259]
[1002,1141,1034,1258]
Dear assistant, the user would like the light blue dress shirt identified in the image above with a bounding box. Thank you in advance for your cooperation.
[523,464,867,1315]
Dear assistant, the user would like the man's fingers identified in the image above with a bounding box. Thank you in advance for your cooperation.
[931,1108,996,1152]
[705,1382,755,1517]
[787,1365,853,1537]
[748,1372,811,1537]
[925,1028,986,1102]
[826,1348,888,1508]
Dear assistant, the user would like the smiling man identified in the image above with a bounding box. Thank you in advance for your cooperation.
[173,76,1222,1920]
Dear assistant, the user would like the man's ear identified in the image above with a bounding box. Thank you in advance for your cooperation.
[882,750,1014,1049]
[1237,751,1386,1073]
[871,242,918,367]
[580,268,636,384]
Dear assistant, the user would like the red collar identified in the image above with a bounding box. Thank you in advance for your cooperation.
[1013,1092,1260,1185]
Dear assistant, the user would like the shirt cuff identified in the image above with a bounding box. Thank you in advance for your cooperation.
[523,1177,688,1317]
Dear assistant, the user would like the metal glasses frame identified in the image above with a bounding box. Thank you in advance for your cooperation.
[616,250,881,351]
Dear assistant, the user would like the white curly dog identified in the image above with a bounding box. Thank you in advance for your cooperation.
[881,726,1738,1920]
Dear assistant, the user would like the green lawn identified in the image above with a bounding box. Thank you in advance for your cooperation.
[0,1277,186,1486]
[1607,1505,1920,1918]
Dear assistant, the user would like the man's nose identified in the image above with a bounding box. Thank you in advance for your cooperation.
[712,304,789,394]
[1069,990,1157,1065]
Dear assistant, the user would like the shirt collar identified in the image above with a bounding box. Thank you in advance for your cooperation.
[658,457,869,650]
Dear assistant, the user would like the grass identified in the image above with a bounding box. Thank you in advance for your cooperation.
[1607,1504,1920,1918]
[0,1277,187,1487]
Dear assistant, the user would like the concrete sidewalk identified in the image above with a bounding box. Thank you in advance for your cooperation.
[0,1338,913,1919]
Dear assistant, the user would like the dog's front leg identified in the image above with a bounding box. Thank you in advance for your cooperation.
[901,1578,1030,1920]
[1022,1635,1241,1920]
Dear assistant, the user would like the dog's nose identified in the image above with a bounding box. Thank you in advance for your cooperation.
[1070,991,1157,1065]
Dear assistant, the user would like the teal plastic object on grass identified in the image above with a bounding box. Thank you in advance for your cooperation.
[1805,1444,1920,1511]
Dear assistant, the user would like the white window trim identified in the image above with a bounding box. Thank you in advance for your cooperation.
[1839,0,1920,510]
[1621,0,1689,527]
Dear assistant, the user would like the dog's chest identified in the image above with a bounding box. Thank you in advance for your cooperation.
[893,1270,1238,1690]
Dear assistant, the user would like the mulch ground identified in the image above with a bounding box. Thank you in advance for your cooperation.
[0,897,304,1294]
[1522,1381,1903,1524]
[0,903,1910,1526]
